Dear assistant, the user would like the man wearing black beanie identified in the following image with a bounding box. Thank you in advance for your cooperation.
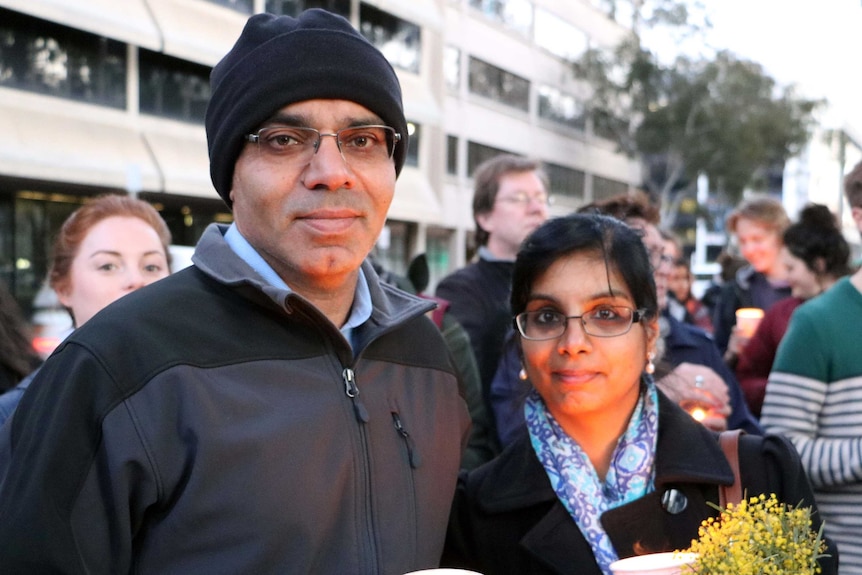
[0,9,470,575]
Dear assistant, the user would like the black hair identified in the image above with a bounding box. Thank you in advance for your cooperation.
[511,213,658,320]
[783,204,852,279]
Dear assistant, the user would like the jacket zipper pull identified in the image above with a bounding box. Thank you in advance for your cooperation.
[343,367,358,398]
[343,368,369,422]
[392,412,421,468]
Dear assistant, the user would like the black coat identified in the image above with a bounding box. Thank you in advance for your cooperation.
[443,392,837,575]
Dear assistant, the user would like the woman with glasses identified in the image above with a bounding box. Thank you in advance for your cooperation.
[443,213,835,575]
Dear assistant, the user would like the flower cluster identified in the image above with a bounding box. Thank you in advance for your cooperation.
[680,493,828,575]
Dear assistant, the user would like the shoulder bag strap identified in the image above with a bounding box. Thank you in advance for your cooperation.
[718,429,744,508]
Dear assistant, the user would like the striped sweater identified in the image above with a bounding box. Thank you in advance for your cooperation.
[761,276,862,575]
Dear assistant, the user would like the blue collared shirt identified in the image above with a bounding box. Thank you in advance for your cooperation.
[223,223,371,350]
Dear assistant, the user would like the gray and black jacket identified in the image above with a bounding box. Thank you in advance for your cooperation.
[0,224,470,574]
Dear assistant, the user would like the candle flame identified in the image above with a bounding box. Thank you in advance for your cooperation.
[689,407,707,422]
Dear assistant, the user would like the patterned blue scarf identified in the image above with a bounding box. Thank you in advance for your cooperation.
[525,377,659,575]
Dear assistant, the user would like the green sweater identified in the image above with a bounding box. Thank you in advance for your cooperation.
[761,276,862,575]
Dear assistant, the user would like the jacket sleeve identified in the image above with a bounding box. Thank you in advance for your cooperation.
[489,332,530,449]
[0,342,157,574]
[441,315,498,469]
[435,272,485,356]
[692,331,763,435]
[711,282,740,355]
[734,310,780,418]
[739,432,839,575]
[761,308,862,489]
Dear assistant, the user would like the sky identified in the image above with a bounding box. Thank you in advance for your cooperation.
[645,0,862,133]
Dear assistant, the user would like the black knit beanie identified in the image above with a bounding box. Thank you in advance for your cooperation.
[205,9,408,207]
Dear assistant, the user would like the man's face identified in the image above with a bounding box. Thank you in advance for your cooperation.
[230,99,397,292]
[629,219,671,310]
[476,170,549,259]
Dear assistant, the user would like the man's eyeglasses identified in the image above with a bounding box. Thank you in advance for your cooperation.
[514,305,646,340]
[245,125,401,168]
[648,247,674,268]
[496,192,552,208]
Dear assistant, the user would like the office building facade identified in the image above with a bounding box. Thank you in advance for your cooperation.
[0,0,641,311]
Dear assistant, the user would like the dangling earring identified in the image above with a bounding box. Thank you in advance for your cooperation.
[519,365,528,381]
[645,351,656,375]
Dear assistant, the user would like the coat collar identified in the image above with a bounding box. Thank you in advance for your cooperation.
[476,392,733,513]
[470,391,735,573]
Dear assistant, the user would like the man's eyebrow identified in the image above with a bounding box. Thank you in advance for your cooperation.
[261,113,385,129]
[262,113,307,128]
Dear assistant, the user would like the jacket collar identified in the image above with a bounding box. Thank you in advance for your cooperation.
[470,392,734,573]
[191,224,434,337]
[476,392,733,513]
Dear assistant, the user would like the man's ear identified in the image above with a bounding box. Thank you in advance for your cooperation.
[475,212,493,236]
[851,206,862,232]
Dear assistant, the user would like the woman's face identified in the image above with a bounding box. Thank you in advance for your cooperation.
[520,252,658,433]
[669,263,691,302]
[780,246,820,299]
[734,218,783,276]
[57,216,170,327]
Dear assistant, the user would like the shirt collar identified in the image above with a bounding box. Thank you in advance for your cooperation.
[223,223,372,345]
[478,245,515,262]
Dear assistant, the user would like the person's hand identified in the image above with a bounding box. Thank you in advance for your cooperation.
[726,325,750,358]
[656,363,731,431]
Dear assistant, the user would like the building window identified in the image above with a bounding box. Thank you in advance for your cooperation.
[139,50,211,124]
[592,109,628,145]
[405,122,420,167]
[545,163,585,200]
[593,175,629,201]
[375,220,412,278]
[425,226,452,293]
[468,57,529,112]
[467,141,512,177]
[139,193,232,247]
[203,0,254,13]
[468,0,533,38]
[538,85,586,131]
[360,3,421,74]
[446,135,459,176]
[0,8,126,109]
[534,9,588,63]
[265,0,350,18]
[4,190,94,308]
[444,46,460,91]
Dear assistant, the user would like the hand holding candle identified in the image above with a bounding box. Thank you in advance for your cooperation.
[656,363,730,431]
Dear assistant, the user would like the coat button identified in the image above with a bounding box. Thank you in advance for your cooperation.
[661,489,688,514]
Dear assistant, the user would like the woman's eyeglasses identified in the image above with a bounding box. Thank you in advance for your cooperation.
[514,305,646,340]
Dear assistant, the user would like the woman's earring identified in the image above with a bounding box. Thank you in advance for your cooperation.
[519,366,528,381]
[645,352,656,375]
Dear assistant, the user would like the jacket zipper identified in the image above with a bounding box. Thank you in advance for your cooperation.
[340,365,377,571]
[342,367,369,422]
[392,412,421,468]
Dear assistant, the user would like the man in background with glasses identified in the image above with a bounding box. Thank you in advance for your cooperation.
[0,9,469,574]
[436,154,549,454]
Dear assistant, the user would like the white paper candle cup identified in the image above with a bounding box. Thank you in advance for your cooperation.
[609,551,698,575]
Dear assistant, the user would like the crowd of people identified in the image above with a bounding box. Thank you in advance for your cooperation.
[0,7,858,575]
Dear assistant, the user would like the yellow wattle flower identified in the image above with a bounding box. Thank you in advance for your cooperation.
[679,493,828,574]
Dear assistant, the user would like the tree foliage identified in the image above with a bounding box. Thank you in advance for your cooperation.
[576,1,821,226]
